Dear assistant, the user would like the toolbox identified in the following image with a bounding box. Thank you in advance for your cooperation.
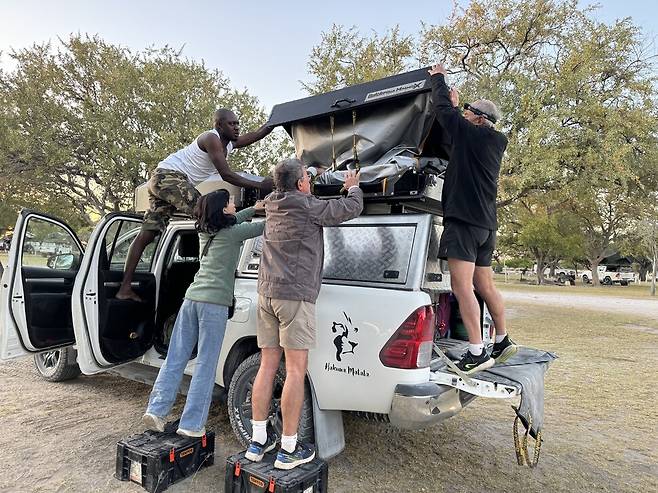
[224,451,328,493]
[116,427,215,493]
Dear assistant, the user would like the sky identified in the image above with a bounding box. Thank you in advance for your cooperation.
[1,0,656,114]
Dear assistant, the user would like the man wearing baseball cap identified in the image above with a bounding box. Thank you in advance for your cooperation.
[428,62,517,374]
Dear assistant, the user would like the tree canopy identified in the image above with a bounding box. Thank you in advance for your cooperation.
[303,0,658,284]
[0,34,289,230]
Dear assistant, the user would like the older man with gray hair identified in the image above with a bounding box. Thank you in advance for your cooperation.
[245,158,362,469]
[428,62,517,374]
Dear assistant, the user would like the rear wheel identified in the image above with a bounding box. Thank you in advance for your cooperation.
[33,347,81,382]
[582,275,589,284]
[227,352,314,447]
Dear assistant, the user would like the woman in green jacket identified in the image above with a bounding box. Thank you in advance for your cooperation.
[142,189,264,436]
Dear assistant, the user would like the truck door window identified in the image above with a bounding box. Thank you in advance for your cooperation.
[105,221,157,272]
[22,217,82,270]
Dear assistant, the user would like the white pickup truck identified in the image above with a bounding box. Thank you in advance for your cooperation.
[0,68,527,459]
[580,265,635,285]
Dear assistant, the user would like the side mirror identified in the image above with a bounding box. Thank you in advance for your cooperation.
[48,253,77,270]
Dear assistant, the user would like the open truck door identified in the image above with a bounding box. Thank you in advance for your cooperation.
[0,210,83,361]
[72,213,159,374]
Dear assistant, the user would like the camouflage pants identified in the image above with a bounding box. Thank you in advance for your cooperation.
[142,168,201,233]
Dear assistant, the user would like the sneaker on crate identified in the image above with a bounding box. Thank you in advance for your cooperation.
[176,427,206,438]
[141,413,165,432]
[453,349,495,375]
[491,335,518,364]
[245,428,278,462]
[274,442,316,470]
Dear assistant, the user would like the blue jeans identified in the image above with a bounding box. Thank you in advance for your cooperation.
[146,299,228,432]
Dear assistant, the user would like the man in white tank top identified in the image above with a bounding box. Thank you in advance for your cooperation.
[117,108,274,302]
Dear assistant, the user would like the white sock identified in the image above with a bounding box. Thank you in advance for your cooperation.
[495,334,507,343]
[281,434,297,453]
[251,420,267,445]
[469,343,484,356]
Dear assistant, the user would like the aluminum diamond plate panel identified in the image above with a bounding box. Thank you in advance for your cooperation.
[322,225,415,284]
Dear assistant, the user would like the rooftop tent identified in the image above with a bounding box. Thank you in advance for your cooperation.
[268,68,450,212]
[601,253,635,266]
[269,68,450,168]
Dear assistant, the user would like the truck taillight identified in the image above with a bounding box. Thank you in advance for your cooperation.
[379,306,435,369]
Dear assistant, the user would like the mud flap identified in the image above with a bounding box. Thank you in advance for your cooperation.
[310,380,345,460]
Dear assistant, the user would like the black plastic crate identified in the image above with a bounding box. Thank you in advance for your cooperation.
[116,428,215,493]
[225,451,328,493]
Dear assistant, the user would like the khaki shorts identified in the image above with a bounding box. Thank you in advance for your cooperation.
[257,295,316,350]
[142,168,201,233]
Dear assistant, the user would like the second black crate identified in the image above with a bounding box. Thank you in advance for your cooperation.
[225,450,328,493]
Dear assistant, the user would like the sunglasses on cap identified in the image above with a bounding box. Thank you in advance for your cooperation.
[463,103,497,124]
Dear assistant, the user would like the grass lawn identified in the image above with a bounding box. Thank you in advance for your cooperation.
[0,252,48,269]
[494,273,658,299]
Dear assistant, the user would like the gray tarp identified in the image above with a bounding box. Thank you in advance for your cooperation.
[314,149,418,185]
[444,343,557,438]
[291,93,434,171]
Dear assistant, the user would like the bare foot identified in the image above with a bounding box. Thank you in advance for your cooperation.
[116,289,143,303]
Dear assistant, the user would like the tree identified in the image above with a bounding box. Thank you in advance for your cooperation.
[0,35,289,228]
[302,25,415,95]
[622,197,658,294]
[419,0,658,207]
[513,201,584,284]
[645,218,658,296]
[304,3,658,253]
[633,215,658,296]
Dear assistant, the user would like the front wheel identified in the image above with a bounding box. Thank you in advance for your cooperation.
[227,352,314,447]
[34,347,81,382]
[582,275,590,284]
[603,276,612,286]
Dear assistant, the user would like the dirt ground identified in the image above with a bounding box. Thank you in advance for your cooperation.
[1,296,657,493]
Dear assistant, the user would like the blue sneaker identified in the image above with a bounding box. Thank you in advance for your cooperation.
[244,429,277,462]
[274,443,316,470]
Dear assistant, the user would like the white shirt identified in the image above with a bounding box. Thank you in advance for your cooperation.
[158,129,234,185]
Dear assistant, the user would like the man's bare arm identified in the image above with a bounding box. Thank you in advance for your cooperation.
[202,133,271,189]
[234,123,274,149]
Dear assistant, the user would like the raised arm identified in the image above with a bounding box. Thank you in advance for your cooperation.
[311,171,363,227]
[234,123,274,148]
[235,206,256,224]
[201,132,272,189]
[428,63,469,140]
[234,201,265,224]
[231,220,265,242]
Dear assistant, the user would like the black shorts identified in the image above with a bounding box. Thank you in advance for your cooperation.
[438,219,496,267]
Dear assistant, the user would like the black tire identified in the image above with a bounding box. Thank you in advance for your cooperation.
[620,280,629,286]
[33,347,81,382]
[557,274,566,283]
[227,352,314,447]
[582,275,589,284]
[603,276,612,286]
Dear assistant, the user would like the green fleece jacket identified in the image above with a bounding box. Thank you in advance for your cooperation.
[185,207,264,306]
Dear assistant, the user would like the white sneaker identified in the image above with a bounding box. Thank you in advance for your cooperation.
[176,427,206,438]
[142,413,165,432]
